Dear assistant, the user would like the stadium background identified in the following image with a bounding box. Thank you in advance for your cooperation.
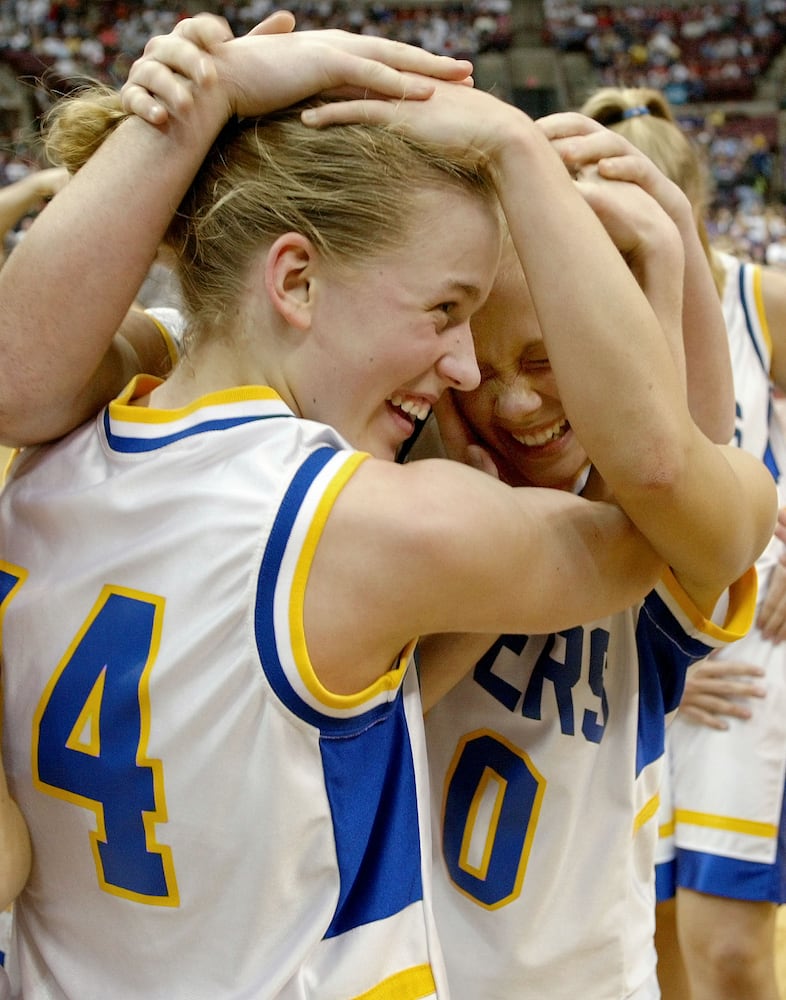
[3,0,786,263]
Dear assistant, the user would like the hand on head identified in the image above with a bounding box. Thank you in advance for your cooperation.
[538,112,691,225]
[121,12,475,126]
[299,74,521,167]
[573,165,681,272]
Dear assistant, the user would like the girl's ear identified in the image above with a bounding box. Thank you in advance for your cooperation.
[264,232,318,331]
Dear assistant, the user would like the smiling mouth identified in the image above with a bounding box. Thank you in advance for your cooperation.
[387,394,432,424]
[511,418,568,448]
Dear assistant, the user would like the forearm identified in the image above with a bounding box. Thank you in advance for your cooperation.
[494,127,690,491]
[623,219,686,390]
[0,173,53,238]
[680,232,734,442]
[493,124,775,604]
[0,93,226,444]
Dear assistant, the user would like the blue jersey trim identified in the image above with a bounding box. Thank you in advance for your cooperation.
[254,446,426,935]
[253,446,396,735]
[103,409,273,453]
[636,590,711,776]
[675,845,786,904]
[655,857,676,904]
[764,398,781,481]
[739,263,768,373]
[321,698,424,937]
[736,262,780,480]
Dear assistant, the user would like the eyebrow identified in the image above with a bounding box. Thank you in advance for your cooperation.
[446,281,487,304]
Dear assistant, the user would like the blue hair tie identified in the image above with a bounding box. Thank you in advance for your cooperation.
[621,106,651,120]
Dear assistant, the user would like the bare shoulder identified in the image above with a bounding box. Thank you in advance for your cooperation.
[304,455,656,695]
[303,455,493,694]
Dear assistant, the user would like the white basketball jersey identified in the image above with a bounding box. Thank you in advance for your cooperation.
[0,380,445,999]
[655,252,786,903]
[425,568,756,1000]
[721,250,786,476]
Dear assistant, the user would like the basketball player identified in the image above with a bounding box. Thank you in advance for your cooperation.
[0,16,735,998]
[399,112,763,1000]
[579,85,786,1000]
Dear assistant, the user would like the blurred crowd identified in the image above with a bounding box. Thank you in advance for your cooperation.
[2,0,786,266]
[544,0,786,101]
[0,0,512,97]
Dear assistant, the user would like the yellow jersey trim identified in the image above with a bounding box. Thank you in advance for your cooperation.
[351,964,436,1000]
[660,565,757,642]
[676,808,777,839]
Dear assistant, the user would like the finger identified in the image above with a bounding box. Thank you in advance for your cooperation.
[36,167,70,197]
[551,131,629,171]
[770,621,786,644]
[536,111,603,141]
[683,678,762,708]
[343,38,473,81]
[684,676,765,702]
[596,154,656,187]
[302,95,400,128]
[682,691,753,719]
[327,61,439,100]
[122,63,198,119]
[679,705,730,730]
[466,444,500,478]
[173,13,234,49]
[316,82,432,102]
[119,83,165,124]
[145,34,219,85]
[246,11,297,35]
[758,563,786,637]
[693,660,766,680]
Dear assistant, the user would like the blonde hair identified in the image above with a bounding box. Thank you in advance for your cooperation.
[579,86,724,292]
[46,87,498,336]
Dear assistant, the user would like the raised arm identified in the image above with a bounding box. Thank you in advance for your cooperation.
[0,14,473,445]
[538,112,735,444]
[305,456,662,695]
[300,83,777,617]
[0,166,69,265]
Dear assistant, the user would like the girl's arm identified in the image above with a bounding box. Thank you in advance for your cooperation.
[0,14,472,446]
[0,167,69,266]
[301,83,777,620]
[539,112,735,444]
[0,750,30,910]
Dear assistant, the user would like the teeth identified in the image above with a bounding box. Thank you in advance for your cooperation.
[388,395,431,422]
[512,419,567,447]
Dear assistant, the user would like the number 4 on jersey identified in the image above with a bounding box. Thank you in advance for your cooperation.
[31,584,179,906]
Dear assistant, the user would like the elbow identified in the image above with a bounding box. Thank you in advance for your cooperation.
[613,433,690,503]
